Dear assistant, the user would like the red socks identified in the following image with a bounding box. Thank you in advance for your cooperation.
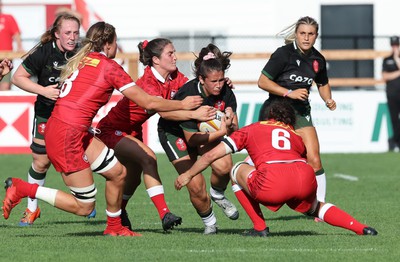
[321,204,367,235]
[150,194,170,219]
[107,215,122,228]
[13,178,39,199]
[234,186,266,231]
[121,191,170,220]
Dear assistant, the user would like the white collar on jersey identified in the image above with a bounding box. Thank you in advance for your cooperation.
[293,41,298,50]
[197,81,204,94]
[151,66,172,84]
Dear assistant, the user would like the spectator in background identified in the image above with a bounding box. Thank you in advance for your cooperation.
[0,1,23,90]
[382,36,400,152]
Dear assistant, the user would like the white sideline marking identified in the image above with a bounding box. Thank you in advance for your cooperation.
[176,247,377,253]
[333,173,359,181]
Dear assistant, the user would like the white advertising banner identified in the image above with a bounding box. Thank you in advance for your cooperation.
[0,89,390,154]
[146,89,390,154]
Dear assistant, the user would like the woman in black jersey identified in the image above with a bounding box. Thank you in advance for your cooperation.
[158,44,239,234]
[257,16,336,214]
[11,13,81,226]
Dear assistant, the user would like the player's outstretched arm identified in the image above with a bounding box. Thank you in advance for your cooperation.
[122,85,203,112]
[175,142,228,190]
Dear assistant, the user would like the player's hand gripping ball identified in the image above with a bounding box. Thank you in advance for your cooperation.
[198,110,224,133]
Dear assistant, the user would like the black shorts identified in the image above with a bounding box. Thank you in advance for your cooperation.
[258,99,314,129]
[32,115,48,140]
[158,127,196,162]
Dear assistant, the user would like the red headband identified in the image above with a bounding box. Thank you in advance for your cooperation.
[143,40,148,49]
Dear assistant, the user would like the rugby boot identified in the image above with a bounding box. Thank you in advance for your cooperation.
[19,207,41,226]
[3,177,37,219]
[211,195,239,220]
[161,212,182,231]
[362,227,378,236]
[242,227,270,237]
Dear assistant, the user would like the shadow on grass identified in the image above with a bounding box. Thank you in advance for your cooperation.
[1,223,324,237]
[48,219,107,225]
[165,227,321,237]
[67,228,178,237]
[269,230,320,237]
[266,214,310,221]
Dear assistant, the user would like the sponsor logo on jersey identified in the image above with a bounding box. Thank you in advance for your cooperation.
[313,60,319,73]
[305,115,311,122]
[214,100,226,111]
[83,154,89,163]
[296,59,301,66]
[289,74,313,85]
[170,90,176,99]
[386,59,395,65]
[82,57,100,67]
[175,138,187,151]
[49,76,61,83]
[115,130,123,136]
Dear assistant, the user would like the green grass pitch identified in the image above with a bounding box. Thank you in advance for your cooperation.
[0,153,398,261]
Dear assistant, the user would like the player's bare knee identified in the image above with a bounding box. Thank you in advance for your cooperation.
[30,164,48,176]
[213,163,232,175]
[114,163,127,182]
[32,158,51,173]
[140,154,157,169]
[188,185,208,202]
[75,202,95,216]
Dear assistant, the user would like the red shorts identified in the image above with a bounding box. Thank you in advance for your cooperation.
[247,162,317,213]
[45,117,93,173]
[96,118,143,149]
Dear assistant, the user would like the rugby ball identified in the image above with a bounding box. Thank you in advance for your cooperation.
[198,110,224,133]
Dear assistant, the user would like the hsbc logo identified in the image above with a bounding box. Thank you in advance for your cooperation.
[0,100,33,150]
[0,94,124,153]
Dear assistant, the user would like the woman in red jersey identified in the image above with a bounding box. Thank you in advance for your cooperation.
[2,22,202,237]
[96,38,216,231]
[175,99,377,237]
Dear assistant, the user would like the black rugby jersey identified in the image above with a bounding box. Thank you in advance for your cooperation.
[158,78,237,134]
[261,42,328,116]
[22,41,76,119]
